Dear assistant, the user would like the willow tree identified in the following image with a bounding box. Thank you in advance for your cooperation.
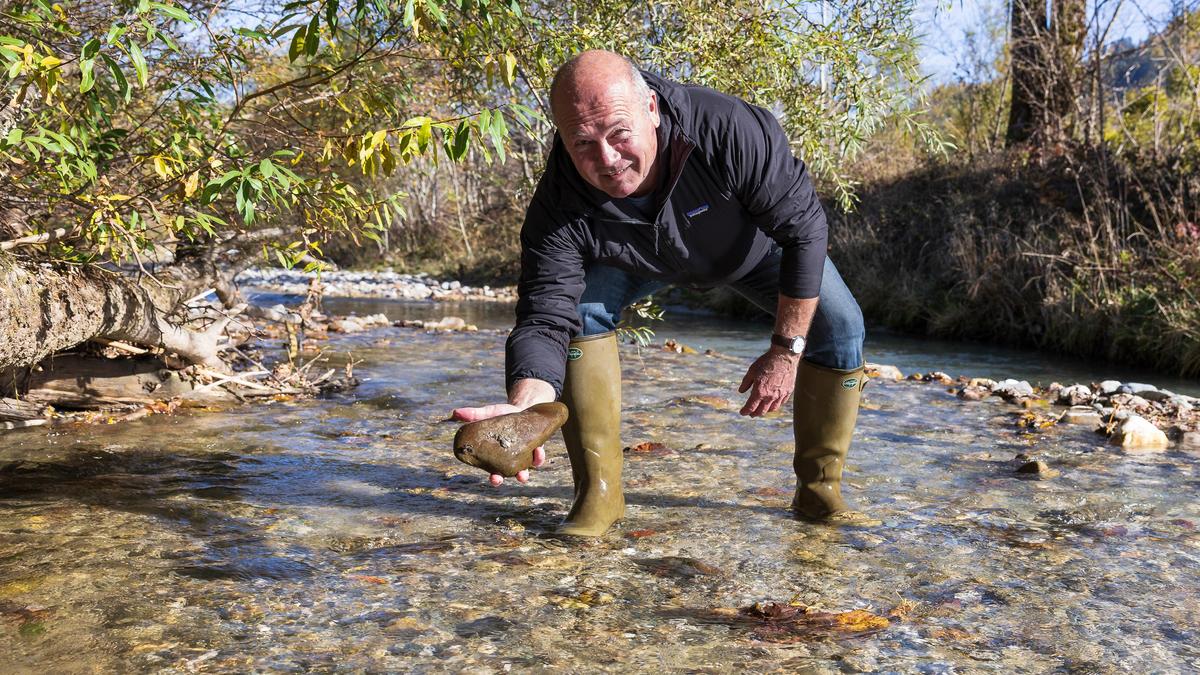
[0,0,931,403]
[0,0,532,388]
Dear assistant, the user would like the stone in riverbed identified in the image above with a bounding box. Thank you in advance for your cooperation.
[1098,380,1122,396]
[865,363,903,381]
[1110,415,1169,452]
[957,385,989,401]
[993,379,1034,401]
[453,403,569,476]
[1016,459,1060,478]
[1060,407,1101,425]
[1057,384,1093,406]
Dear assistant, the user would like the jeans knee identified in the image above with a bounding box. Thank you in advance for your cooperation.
[576,301,620,336]
[833,300,865,343]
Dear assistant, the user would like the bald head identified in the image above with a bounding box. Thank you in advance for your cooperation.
[547,50,662,198]
[549,50,652,127]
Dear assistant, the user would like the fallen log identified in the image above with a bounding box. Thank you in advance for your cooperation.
[24,355,235,408]
[0,396,44,421]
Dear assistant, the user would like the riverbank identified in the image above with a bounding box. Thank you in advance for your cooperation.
[235,268,516,302]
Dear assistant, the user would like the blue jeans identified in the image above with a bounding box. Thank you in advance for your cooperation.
[576,252,865,370]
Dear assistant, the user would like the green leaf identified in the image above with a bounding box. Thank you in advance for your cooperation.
[259,158,276,179]
[451,121,470,160]
[5,128,22,145]
[81,38,100,60]
[99,53,130,102]
[288,25,307,62]
[128,41,148,87]
[304,15,320,57]
[417,117,432,153]
[402,0,415,26]
[79,58,95,93]
[424,0,446,24]
[149,2,194,23]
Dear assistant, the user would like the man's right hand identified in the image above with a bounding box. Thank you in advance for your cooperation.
[451,378,555,486]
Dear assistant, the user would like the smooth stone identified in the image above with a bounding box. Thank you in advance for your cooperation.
[1111,415,1169,452]
[957,385,989,401]
[994,379,1034,400]
[1120,382,1158,395]
[1016,460,1059,478]
[865,363,903,381]
[1139,389,1172,402]
[1061,407,1101,425]
[1057,384,1093,406]
[969,378,998,389]
[1098,380,1122,396]
[453,403,569,476]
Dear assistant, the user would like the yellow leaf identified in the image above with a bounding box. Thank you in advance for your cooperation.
[503,52,517,87]
[183,171,199,197]
[39,55,62,69]
[371,129,387,147]
[152,156,168,179]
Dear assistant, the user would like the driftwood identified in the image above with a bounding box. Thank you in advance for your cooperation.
[1,254,235,370]
[24,355,236,408]
[0,396,43,421]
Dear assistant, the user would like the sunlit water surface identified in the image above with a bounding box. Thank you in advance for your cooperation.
[1,299,1198,672]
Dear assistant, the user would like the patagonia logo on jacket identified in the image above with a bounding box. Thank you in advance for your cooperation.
[685,203,709,218]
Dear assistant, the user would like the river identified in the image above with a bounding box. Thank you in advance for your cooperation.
[1,298,1197,672]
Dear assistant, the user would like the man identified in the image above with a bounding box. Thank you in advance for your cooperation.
[452,50,868,537]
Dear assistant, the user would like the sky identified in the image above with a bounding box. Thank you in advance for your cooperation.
[914,0,1185,84]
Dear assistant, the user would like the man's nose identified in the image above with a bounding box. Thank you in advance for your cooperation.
[598,141,620,166]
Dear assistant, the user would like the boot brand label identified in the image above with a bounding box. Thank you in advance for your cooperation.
[567,347,583,361]
[842,377,859,389]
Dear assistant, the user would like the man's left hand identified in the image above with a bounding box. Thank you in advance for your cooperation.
[738,349,800,417]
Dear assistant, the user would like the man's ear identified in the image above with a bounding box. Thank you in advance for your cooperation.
[648,92,660,128]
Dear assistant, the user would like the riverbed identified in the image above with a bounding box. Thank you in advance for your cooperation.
[1,300,1198,671]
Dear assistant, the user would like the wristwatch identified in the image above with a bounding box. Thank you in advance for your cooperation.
[771,333,806,355]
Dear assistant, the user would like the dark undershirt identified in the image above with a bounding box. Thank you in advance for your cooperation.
[615,192,656,221]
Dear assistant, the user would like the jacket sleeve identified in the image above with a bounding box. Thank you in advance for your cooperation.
[724,101,828,298]
[504,193,586,398]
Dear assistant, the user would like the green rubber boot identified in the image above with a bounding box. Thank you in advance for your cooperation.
[557,331,624,537]
[791,361,877,525]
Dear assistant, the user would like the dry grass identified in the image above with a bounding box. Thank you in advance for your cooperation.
[832,147,1200,376]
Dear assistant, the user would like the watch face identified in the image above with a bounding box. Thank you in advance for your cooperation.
[791,336,806,354]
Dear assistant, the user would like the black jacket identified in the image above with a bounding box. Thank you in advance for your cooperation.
[505,72,829,396]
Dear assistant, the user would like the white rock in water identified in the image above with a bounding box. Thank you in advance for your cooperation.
[330,317,365,333]
[969,377,998,389]
[1121,382,1157,395]
[1060,407,1101,425]
[993,379,1034,399]
[865,363,903,380]
[1058,384,1092,406]
[1098,380,1122,396]
[1111,415,1168,452]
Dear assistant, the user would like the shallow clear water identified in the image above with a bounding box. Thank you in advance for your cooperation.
[2,301,1198,672]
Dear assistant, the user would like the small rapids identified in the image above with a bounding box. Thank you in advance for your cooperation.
[0,300,1197,672]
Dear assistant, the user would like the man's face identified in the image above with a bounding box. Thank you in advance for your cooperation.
[556,80,661,199]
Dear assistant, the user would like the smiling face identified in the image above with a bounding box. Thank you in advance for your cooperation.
[553,72,661,199]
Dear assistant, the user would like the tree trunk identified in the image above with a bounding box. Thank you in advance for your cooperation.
[1006,0,1087,148]
[24,355,235,408]
[0,253,226,372]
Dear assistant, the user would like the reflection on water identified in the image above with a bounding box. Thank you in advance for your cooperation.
[1,303,1198,671]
